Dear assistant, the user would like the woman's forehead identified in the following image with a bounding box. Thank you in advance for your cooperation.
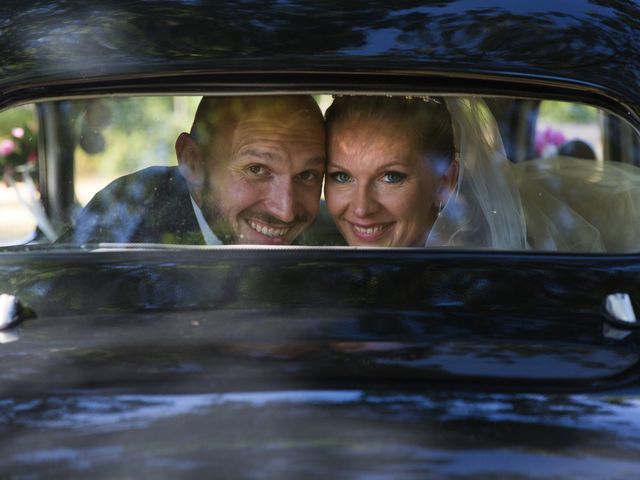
[331,117,416,151]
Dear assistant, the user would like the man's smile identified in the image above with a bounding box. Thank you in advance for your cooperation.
[247,218,290,238]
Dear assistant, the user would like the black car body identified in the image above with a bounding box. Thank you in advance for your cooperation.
[1,1,640,478]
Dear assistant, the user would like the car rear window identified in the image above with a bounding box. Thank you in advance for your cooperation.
[1,94,638,252]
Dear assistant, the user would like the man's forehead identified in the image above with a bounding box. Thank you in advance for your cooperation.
[212,96,321,125]
[194,96,325,160]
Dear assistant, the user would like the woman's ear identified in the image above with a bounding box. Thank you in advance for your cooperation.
[437,157,459,204]
[176,132,205,194]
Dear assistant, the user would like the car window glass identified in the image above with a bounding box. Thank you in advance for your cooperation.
[536,100,601,160]
[74,97,201,206]
[0,94,639,253]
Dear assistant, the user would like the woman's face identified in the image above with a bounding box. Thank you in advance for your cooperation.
[325,118,444,247]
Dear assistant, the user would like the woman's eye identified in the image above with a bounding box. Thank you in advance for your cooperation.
[382,171,406,184]
[330,171,351,184]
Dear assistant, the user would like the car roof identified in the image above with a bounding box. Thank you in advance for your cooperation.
[0,1,639,111]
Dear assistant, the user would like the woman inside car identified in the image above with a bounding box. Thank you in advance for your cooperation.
[324,96,458,247]
[324,95,530,249]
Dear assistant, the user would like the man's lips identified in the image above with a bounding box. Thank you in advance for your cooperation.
[247,219,291,238]
[347,221,394,241]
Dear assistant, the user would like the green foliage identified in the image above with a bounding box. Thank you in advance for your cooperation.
[74,96,201,176]
[0,104,37,133]
[0,105,38,177]
[538,101,598,124]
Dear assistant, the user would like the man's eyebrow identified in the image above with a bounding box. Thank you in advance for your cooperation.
[238,150,325,168]
[305,155,326,167]
[238,148,278,161]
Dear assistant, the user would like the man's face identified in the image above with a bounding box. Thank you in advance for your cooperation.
[199,98,326,245]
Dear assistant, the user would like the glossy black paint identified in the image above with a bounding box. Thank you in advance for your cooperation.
[2,249,640,476]
[2,390,639,479]
[1,248,639,389]
[0,1,639,115]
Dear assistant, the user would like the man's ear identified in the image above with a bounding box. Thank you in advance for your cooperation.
[436,157,459,204]
[176,132,205,192]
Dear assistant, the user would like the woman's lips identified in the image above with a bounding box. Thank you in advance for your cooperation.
[347,221,393,242]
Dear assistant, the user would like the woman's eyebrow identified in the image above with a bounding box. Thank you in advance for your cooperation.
[328,160,408,172]
[377,161,410,170]
[326,161,350,171]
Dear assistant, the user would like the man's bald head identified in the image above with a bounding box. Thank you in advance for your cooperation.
[190,95,324,156]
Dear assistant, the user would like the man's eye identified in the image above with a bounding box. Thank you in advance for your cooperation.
[297,170,317,182]
[247,165,265,175]
[330,172,351,184]
[382,171,407,184]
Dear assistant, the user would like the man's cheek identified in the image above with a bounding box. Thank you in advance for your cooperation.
[299,181,322,200]
[224,183,259,210]
[305,185,323,216]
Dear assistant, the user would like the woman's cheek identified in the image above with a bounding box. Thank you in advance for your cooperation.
[325,186,339,216]
[326,185,348,215]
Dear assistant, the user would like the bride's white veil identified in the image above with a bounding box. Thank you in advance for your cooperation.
[426,98,529,249]
[429,97,640,252]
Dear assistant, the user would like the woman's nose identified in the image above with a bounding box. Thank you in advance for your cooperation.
[352,183,378,218]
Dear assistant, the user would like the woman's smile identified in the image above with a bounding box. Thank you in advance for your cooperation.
[347,220,395,242]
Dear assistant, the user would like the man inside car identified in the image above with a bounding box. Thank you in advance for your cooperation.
[60,95,328,246]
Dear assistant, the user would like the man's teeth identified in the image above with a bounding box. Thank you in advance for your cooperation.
[353,224,386,235]
[249,221,288,237]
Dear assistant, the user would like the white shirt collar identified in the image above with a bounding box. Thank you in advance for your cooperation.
[189,196,223,245]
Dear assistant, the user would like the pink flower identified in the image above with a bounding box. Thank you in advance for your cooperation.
[11,127,24,139]
[547,129,566,146]
[535,127,566,157]
[0,139,15,156]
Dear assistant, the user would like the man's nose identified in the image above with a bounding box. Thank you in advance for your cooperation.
[352,182,378,218]
[265,176,296,223]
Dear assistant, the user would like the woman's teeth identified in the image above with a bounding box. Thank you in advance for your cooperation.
[353,224,386,235]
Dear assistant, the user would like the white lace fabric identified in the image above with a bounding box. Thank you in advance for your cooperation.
[515,157,640,252]
[427,98,528,250]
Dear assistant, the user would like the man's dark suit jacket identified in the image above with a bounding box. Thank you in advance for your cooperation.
[59,166,344,246]
[59,166,205,245]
